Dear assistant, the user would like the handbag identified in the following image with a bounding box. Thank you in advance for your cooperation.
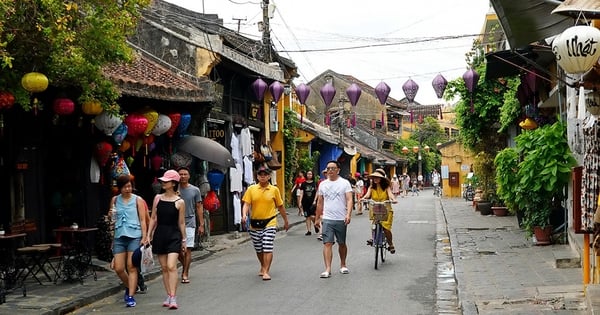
[260,144,273,161]
[250,215,277,229]
[141,245,155,274]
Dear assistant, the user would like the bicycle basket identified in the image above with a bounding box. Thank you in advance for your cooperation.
[371,203,388,221]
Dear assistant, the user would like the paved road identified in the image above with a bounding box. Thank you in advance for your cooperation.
[71,193,440,314]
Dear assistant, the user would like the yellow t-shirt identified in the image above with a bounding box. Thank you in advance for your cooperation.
[242,184,283,228]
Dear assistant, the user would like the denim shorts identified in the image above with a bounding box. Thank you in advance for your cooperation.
[113,236,141,254]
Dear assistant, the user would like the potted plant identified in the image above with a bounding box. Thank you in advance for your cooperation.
[513,121,576,243]
[488,191,508,216]
[473,151,495,215]
[494,147,520,218]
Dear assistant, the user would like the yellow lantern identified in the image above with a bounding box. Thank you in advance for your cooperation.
[82,100,103,116]
[141,108,159,136]
[21,72,49,93]
[519,117,538,130]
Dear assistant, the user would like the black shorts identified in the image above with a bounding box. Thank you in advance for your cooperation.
[303,203,316,217]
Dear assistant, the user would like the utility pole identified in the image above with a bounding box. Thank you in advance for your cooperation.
[232,17,246,33]
[261,0,271,61]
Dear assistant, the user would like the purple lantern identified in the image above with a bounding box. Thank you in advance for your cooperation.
[375,81,391,105]
[252,78,268,101]
[402,79,419,103]
[295,83,310,105]
[345,83,362,107]
[320,83,336,108]
[269,81,284,103]
[431,74,448,99]
[462,69,479,93]
[463,69,479,112]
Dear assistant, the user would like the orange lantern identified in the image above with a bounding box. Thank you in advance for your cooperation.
[21,72,49,93]
[82,100,103,116]
[519,117,537,130]
[412,146,419,153]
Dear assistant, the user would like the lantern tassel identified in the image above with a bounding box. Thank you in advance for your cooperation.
[300,104,304,124]
[440,106,443,120]
[0,113,4,137]
[578,84,586,120]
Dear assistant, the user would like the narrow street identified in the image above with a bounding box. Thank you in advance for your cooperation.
[71,192,440,314]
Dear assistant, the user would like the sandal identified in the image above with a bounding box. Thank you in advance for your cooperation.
[388,246,396,254]
[181,277,190,283]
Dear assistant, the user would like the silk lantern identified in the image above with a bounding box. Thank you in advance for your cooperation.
[402,79,419,103]
[346,83,362,107]
[252,78,268,102]
[166,113,181,138]
[53,98,75,115]
[21,72,49,93]
[295,83,310,123]
[94,112,122,136]
[269,81,284,103]
[150,155,163,171]
[151,114,172,136]
[112,123,128,146]
[432,74,448,99]
[463,69,480,112]
[320,83,336,108]
[141,108,159,136]
[552,25,600,74]
[82,100,103,116]
[119,139,131,152]
[124,113,148,138]
[177,113,191,136]
[0,91,14,136]
[94,141,113,167]
[375,81,391,105]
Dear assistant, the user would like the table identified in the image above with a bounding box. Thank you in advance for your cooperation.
[53,227,98,284]
[0,233,27,303]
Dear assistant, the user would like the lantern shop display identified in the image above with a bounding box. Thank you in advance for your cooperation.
[124,113,148,138]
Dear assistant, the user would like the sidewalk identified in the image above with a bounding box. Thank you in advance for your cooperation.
[0,209,306,315]
[438,197,587,314]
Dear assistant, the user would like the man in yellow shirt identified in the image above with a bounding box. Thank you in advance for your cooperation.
[241,165,289,281]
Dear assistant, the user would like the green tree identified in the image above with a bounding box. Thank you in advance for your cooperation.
[394,116,444,175]
[0,0,151,112]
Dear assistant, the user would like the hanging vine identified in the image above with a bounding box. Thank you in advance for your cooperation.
[283,107,300,192]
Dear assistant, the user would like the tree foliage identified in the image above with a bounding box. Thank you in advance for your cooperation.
[394,117,445,175]
[0,0,151,111]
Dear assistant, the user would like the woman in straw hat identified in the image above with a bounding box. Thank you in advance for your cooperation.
[361,169,398,254]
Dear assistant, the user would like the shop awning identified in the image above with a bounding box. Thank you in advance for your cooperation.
[490,0,572,49]
[484,46,556,80]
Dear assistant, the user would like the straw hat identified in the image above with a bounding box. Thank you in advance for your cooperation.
[368,168,388,180]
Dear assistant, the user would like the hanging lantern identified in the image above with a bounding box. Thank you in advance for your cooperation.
[150,155,163,171]
[401,146,409,154]
[53,98,75,115]
[94,112,122,136]
[552,25,600,74]
[412,146,419,153]
[124,113,149,138]
[295,83,310,104]
[171,151,192,168]
[252,78,268,101]
[112,123,128,146]
[345,83,362,107]
[424,145,430,152]
[21,72,49,93]
[375,81,391,105]
[519,117,538,130]
[0,91,15,110]
[141,108,159,136]
[151,113,172,136]
[177,113,192,136]
[320,83,336,108]
[119,139,131,152]
[402,79,419,103]
[166,112,181,138]
[82,100,103,116]
[94,141,113,167]
[463,69,480,112]
[431,74,448,99]
[269,81,284,103]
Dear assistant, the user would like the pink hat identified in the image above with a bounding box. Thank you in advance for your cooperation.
[159,169,180,182]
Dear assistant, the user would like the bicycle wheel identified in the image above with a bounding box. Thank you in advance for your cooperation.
[374,224,383,269]
[381,232,387,263]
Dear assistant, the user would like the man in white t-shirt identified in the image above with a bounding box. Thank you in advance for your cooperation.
[315,160,353,278]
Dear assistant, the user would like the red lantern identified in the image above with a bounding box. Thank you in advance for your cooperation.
[124,113,148,138]
[150,155,163,171]
[0,91,15,110]
[166,112,181,138]
[53,98,75,115]
[94,141,113,167]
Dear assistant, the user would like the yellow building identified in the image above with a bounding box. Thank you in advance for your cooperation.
[438,140,474,198]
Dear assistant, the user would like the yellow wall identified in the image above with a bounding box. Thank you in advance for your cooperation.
[439,141,474,197]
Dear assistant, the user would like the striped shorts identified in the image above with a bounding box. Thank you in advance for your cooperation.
[249,227,277,253]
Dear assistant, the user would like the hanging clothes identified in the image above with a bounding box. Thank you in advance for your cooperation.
[582,117,600,232]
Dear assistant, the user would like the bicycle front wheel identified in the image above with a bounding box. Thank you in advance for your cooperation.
[374,223,383,269]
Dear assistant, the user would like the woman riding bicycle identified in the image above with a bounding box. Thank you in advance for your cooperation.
[361,169,397,254]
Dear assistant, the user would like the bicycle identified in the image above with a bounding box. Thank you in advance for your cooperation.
[463,184,474,201]
[366,200,392,270]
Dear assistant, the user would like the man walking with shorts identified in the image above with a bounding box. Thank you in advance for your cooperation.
[315,160,353,278]
[177,167,204,284]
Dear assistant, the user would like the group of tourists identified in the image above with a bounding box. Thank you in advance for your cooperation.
[109,167,203,309]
